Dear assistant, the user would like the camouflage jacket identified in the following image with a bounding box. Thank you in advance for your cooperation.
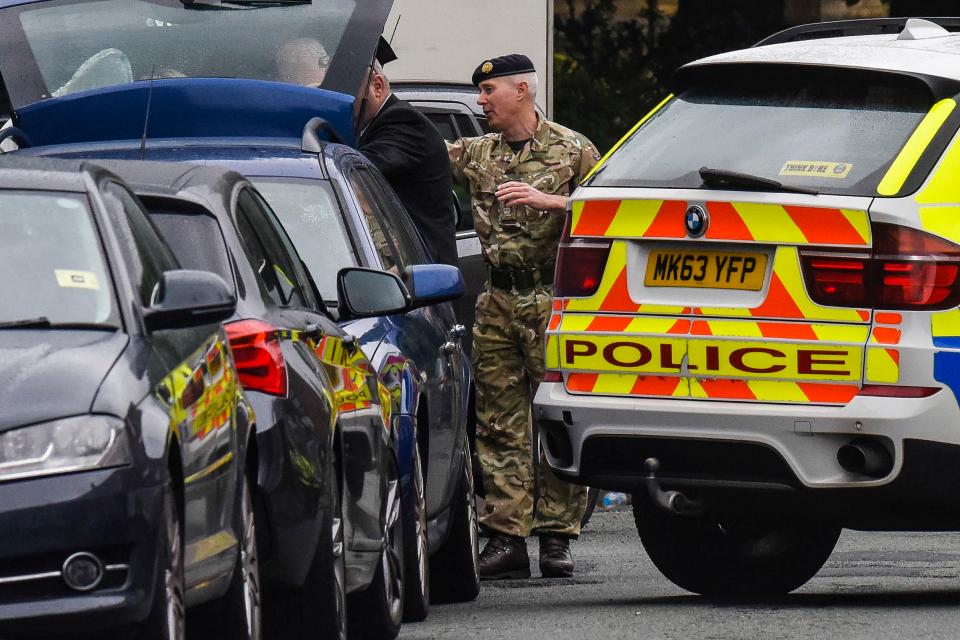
[448,116,600,271]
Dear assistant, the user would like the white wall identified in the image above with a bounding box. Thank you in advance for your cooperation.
[383,0,553,117]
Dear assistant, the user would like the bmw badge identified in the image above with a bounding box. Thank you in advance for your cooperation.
[684,205,708,238]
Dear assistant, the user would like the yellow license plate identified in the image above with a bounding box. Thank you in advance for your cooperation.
[644,249,767,290]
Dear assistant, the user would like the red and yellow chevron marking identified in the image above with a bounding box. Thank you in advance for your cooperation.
[563,372,859,405]
[570,199,871,246]
[865,347,899,384]
[563,242,869,323]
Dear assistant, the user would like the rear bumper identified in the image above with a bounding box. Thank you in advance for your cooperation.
[533,381,960,527]
[0,466,164,634]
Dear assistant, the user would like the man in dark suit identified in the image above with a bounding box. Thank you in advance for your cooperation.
[355,54,458,266]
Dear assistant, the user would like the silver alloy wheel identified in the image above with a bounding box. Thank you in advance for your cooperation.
[240,480,262,640]
[332,500,346,640]
[383,472,404,624]
[464,445,479,576]
[164,493,186,640]
[413,447,428,601]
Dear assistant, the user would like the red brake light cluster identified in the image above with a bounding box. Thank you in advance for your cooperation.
[224,319,288,396]
[800,223,960,310]
[554,215,612,298]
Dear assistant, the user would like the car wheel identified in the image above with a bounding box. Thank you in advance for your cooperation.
[349,455,404,639]
[264,455,347,640]
[633,493,840,596]
[190,473,262,639]
[401,443,429,622]
[141,480,186,640]
[428,436,480,604]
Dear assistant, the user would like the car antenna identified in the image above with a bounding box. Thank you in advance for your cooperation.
[139,64,157,161]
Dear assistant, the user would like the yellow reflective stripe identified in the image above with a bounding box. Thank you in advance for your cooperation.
[570,200,585,233]
[592,374,641,395]
[698,307,753,318]
[932,309,960,337]
[810,324,869,343]
[582,94,674,182]
[865,347,899,383]
[735,203,806,244]
[558,315,594,332]
[605,199,662,237]
[919,207,960,244]
[878,98,957,196]
[545,335,559,369]
[747,380,809,403]
[625,316,681,333]
[840,209,872,245]
[700,320,763,338]
[917,128,960,204]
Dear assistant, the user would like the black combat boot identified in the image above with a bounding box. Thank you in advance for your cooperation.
[478,534,530,580]
[538,534,574,578]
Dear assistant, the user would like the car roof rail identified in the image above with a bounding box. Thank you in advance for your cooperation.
[755,17,960,47]
[301,116,343,153]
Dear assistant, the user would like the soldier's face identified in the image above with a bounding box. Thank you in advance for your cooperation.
[477,77,521,131]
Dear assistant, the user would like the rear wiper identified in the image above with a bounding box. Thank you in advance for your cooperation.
[0,317,118,331]
[699,167,819,195]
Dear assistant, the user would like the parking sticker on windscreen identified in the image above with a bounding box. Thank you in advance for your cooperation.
[55,269,100,290]
[779,160,853,179]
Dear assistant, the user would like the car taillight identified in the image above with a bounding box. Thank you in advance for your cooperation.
[224,319,288,397]
[542,371,563,383]
[800,223,960,310]
[554,215,612,298]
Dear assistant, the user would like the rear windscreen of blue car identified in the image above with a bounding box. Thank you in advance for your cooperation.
[6,0,359,102]
[252,178,356,302]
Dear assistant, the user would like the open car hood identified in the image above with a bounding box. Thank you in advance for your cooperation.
[0,0,394,136]
[15,77,357,146]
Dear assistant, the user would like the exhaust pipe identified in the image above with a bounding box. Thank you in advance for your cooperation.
[837,438,893,478]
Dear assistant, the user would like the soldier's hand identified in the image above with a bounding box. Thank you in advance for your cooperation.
[496,181,567,214]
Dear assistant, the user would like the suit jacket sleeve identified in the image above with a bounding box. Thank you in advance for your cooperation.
[359,108,427,179]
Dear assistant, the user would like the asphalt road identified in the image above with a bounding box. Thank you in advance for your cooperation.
[402,509,960,640]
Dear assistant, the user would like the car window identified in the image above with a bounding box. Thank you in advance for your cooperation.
[148,204,234,289]
[346,166,405,273]
[234,188,308,309]
[593,68,934,196]
[355,166,428,268]
[101,180,177,306]
[252,178,357,302]
[0,190,118,327]
[425,113,457,141]
[454,114,479,137]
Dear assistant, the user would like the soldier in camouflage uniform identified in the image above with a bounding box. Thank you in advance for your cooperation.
[448,54,601,579]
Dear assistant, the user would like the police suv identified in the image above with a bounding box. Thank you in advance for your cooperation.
[534,18,960,596]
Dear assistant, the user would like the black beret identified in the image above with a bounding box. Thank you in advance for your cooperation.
[471,54,536,87]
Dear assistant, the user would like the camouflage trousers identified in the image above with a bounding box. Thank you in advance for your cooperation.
[473,284,587,538]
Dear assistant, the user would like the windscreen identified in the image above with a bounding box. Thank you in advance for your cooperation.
[0,190,118,326]
[4,0,364,102]
[592,68,934,196]
[252,178,356,301]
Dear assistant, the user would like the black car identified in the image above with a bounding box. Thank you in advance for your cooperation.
[0,157,257,639]
[89,159,418,640]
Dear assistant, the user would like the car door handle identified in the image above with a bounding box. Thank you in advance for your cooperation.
[450,324,467,339]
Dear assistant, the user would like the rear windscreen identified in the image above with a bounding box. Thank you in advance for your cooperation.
[150,209,233,287]
[592,68,935,196]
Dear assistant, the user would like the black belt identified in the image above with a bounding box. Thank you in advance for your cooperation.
[488,264,554,293]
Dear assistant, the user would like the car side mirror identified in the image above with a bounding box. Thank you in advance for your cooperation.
[336,267,411,319]
[144,270,236,332]
[405,264,464,309]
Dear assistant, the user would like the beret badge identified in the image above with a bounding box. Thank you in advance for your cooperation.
[481,61,493,74]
